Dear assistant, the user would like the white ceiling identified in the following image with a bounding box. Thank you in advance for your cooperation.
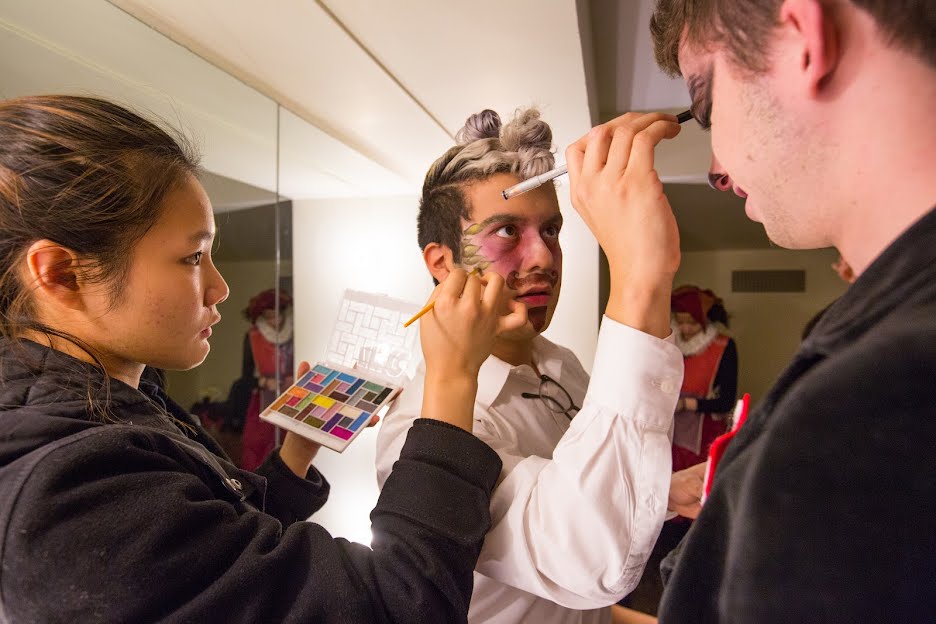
[108,0,744,225]
[109,0,451,185]
[0,0,278,194]
[108,0,597,190]
[0,0,771,250]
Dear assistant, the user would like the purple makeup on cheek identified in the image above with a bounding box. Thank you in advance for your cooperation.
[460,220,562,280]
[481,239,522,276]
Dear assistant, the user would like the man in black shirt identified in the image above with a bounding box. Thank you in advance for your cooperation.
[564,0,936,621]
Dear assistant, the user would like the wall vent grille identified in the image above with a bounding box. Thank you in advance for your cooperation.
[731,269,806,293]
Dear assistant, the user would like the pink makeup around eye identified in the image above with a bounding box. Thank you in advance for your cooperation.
[459,218,561,282]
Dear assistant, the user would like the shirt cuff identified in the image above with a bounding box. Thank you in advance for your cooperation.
[585,315,684,430]
[255,447,330,516]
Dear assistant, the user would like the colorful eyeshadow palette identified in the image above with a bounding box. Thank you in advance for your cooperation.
[260,362,400,452]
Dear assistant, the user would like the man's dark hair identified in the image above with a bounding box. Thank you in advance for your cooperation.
[651,0,936,77]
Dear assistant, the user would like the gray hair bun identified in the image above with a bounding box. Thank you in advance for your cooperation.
[500,108,551,154]
[455,109,502,145]
[430,107,556,186]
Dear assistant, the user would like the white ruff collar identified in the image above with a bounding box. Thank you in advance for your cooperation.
[256,310,293,344]
[674,323,721,357]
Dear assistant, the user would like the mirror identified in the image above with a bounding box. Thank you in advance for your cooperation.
[0,0,280,466]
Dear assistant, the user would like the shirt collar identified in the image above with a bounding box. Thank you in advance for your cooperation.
[475,335,567,409]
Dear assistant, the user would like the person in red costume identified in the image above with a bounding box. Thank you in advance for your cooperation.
[240,288,294,471]
[670,285,738,474]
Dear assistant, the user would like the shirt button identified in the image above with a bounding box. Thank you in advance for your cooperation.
[659,379,678,394]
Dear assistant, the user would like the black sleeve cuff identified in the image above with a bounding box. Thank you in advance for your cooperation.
[255,448,330,523]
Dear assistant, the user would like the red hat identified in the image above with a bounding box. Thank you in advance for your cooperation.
[671,285,719,328]
[244,288,292,323]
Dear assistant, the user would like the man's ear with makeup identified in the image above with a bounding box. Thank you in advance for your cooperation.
[25,239,85,311]
[423,242,456,284]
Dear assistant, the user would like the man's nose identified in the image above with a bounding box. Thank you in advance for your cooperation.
[708,153,732,192]
[524,235,555,272]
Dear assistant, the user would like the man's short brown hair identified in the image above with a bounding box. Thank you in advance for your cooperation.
[650,0,936,77]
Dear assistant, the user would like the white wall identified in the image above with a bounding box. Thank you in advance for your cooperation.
[675,247,849,404]
[291,196,430,544]
[545,192,600,370]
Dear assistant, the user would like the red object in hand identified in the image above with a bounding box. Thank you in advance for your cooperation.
[702,392,750,502]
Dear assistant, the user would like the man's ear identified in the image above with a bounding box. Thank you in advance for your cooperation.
[423,242,455,284]
[25,239,84,310]
[779,0,840,95]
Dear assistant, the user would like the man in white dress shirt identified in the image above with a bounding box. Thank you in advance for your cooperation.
[376,107,696,624]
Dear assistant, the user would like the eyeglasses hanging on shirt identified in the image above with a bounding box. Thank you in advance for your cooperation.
[521,374,581,420]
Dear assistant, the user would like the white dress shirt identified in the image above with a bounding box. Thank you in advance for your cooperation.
[375,317,683,624]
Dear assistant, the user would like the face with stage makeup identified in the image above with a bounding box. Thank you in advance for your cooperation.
[457,172,562,337]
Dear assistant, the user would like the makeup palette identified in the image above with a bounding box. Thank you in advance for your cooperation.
[260,290,421,452]
[261,362,399,452]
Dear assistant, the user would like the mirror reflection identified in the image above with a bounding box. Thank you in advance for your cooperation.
[0,0,281,465]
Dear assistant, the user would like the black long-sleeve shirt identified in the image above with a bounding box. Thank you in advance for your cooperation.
[0,339,502,623]
[659,207,936,623]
